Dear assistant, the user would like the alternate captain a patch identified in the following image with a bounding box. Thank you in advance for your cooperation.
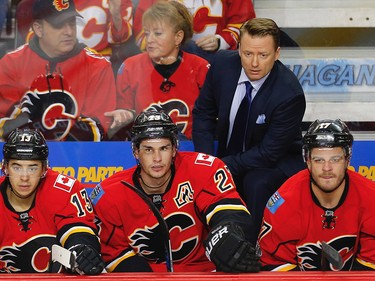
[266,191,285,214]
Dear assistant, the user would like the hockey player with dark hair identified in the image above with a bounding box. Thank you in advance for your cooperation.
[90,110,261,272]
[0,128,105,274]
[259,119,375,271]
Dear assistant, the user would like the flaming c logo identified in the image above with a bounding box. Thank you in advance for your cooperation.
[53,0,69,11]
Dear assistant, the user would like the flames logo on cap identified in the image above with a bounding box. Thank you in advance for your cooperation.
[53,0,69,11]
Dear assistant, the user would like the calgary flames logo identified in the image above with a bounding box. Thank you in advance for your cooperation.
[20,73,78,140]
[53,0,70,11]
[0,236,61,273]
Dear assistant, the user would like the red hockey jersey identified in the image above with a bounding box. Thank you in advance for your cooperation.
[90,151,251,272]
[259,169,375,271]
[75,0,133,56]
[0,41,116,140]
[116,51,209,139]
[0,169,98,273]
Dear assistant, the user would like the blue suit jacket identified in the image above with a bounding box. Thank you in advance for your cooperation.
[192,50,306,177]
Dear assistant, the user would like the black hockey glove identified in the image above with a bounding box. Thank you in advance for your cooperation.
[69,244,105,275]
[204,222,261,273]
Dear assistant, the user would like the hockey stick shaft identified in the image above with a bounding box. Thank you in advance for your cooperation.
[121,181,174,272]
[321,241,343,270]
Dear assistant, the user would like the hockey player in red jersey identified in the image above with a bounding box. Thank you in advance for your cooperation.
[0,128,105,273]
[90,111,261,272]
[259,119,375,271]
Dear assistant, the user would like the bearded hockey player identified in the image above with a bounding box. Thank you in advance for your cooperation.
[259,119,375,271]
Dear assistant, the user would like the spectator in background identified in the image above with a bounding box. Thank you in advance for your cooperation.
[107,0,209,140]
[0,0,117,141]
[0,128,104,273]
[90,111,261,272]
[75,0,138,72]
[259,119,375,271]
[192,18,306,242]
[133,0,256,63]
[15,0,137,72]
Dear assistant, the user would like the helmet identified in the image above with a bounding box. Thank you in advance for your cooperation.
[131,111,178,148]
[3,128,49,161]
[302,119,353,161]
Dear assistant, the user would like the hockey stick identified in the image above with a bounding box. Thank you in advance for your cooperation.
[321,241,343,270]
[51,244,107,273]
[121,180,174,272]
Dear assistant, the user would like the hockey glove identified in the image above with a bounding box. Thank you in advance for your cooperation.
[69,244,105,275]
[204,222,261,273]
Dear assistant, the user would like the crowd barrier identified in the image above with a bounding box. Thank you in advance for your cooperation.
[0,140,373,188]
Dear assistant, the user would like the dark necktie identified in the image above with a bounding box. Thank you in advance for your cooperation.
[227,81,253,154]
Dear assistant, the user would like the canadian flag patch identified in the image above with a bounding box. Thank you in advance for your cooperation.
[195,153,215,166]
[54,174,76,192]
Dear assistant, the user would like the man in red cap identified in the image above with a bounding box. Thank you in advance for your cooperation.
[0,0,117,141]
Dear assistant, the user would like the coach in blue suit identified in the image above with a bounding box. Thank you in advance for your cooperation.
[192,18,306,242]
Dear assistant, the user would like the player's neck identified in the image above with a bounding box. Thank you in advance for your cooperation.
[312,183,344,209]
[139,171,172,194]
[6,186,36,212]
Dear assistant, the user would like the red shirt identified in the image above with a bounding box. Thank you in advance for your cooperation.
[259,169,375,271]
[0,170,98,273]
[116,52,209,139]
[91,152,250,272]
[0,43,116,140]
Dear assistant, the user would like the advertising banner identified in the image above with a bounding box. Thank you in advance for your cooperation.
[1,141,373,189]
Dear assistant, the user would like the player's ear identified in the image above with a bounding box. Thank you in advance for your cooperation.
[1,160,8,176]
[133,148,140,160]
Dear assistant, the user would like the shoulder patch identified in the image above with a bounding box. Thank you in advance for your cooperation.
[266,191,285,214]
[195,153,215,166]
[53,174,76,193]
[89,184,105,206]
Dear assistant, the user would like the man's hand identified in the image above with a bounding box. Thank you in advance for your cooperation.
[69,244,105,275]
[204,222,261,273]
[104,109,135,129]
[195,35,220,51]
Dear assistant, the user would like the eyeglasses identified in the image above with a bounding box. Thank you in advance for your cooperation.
[310,155,345,165]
